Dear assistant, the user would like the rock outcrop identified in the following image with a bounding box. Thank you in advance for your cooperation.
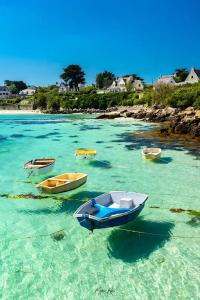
[96,105,200,137]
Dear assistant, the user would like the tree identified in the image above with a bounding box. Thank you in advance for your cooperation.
[60,64,85,91]
[96,71,116,89]
[174,68,189,83]
[123,74,144,83]
[4,80,27,94]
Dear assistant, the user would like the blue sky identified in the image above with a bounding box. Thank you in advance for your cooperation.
[0,0,200,86]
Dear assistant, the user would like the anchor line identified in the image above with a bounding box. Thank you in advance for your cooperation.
[115,228,200,239]
[0,226,199,245]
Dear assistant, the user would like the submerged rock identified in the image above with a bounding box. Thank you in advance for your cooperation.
[50,230,65,241]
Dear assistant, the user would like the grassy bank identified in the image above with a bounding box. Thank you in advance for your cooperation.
[32,83,200,111]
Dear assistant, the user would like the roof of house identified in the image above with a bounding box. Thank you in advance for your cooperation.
[194,68,200,78]
[155,75,175,85]
[0,86,9,91]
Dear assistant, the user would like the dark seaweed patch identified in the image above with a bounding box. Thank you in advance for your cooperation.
[69,135,78,138]
[111,124,130,128]
[0,135,8,142]
[79,125,102,131]
[35,132,61,139]
[114,130,200,159]
[51,230,65,241]
[10,134,24,138]
[89,160,112,169]
[96,141,104,144]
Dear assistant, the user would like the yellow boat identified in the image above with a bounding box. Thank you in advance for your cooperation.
[36,173,87,194]
[75,149,97,159]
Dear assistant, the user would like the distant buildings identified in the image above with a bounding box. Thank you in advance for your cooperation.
[57,82,85,93]
[19,87,36,96]
[107,75,144,92]
[0,86,11,99]
[154,67,200,87]
[154,75,176,86]
[184,68,200,84]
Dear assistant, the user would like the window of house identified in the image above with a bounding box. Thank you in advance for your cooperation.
[191,76,194,79]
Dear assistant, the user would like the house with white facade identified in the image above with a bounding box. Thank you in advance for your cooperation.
[58,82,69,93]
[154,75,176,87]
[19,86,36,96]
[58,82,85,93]
[184,67,200,84]
[108,75,144,92]
[154,67,200,87]
[0,86,11,99]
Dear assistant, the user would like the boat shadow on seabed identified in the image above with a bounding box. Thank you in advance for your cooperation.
[107,217,174,263]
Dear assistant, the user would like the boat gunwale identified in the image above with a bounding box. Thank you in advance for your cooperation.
[24,158,55,170]
[73,192,148,221]
[142,148,161,155]
[36,173,87,190]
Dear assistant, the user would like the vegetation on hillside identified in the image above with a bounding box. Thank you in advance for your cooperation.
[33,82,200,111]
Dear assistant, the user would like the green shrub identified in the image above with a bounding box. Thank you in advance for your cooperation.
[193,96,200,109]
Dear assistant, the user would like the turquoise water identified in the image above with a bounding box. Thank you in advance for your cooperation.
[0,114,199,300]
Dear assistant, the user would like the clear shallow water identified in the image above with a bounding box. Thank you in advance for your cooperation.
[0,114,199,300]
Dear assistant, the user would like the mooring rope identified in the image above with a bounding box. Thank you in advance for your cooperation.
[0,226,199,246]
[115,228,200,239]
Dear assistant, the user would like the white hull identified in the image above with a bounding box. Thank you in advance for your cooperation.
[25,163,54,177]
[75,154,96,160]
[142,148,161,160]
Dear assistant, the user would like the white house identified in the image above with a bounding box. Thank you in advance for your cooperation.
[154,75,176,87]
[108,75,144,92]
[0,86,11,99]
[184,67,200,84]
[58,82,85,93]
[58,82,69,93]
[154,67,200,87]
[19,87,36,96]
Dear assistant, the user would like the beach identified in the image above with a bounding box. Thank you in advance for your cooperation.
[0,109,42,115]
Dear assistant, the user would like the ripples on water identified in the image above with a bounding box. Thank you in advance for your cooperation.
[0,114,199,299]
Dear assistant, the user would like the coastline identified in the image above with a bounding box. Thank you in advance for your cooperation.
[0,106,199,138]
[0,109,43,115]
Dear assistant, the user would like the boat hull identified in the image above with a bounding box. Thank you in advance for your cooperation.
[76,204,145,231]
[76,154,96,159]
[25,163,54,177]
[37,174,87,194]
[142,148,161,160]
[143,153,161,159]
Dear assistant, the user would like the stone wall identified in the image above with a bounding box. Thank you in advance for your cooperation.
[0,105,33,110]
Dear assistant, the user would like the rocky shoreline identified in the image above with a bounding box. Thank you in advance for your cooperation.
[96,106,200,137]
[44,105,200,137]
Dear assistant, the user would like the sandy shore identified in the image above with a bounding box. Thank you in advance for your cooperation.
[0,110,43,115]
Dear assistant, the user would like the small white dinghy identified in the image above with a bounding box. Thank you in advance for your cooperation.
[24,158,55,177]
[142,148,161,159]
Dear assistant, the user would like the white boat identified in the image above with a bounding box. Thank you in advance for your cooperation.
[24,158,55,177]
[142,148,161,159]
